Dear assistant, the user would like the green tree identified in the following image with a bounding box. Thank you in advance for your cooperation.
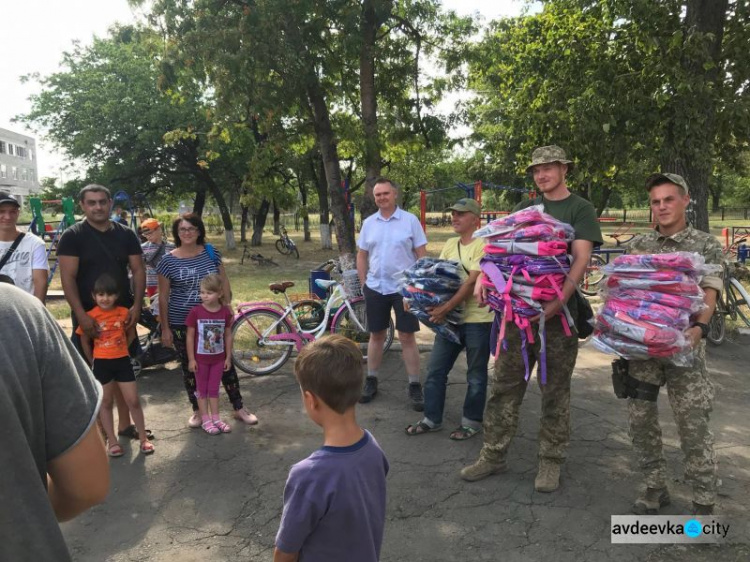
[17,26,245,248]
[467,0,750,229]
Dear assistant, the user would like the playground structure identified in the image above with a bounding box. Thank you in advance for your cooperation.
[29,190,157,287]
[419,181,535,232]
[112,190,155,231]
[28,197,77,286]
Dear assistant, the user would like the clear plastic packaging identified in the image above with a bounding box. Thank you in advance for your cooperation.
[396,257,464,344]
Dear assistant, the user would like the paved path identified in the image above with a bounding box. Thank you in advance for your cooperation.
[62,334,750,561]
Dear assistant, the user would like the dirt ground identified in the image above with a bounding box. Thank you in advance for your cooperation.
[59,329,750,561]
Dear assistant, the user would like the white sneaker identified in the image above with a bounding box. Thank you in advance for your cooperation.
[188,412,202,428]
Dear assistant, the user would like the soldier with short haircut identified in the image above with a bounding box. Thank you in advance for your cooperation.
[624,173,723,516]
[461,146,603,492]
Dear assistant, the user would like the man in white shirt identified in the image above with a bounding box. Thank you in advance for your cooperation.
[0,192,48,301]
[357,178,428,410]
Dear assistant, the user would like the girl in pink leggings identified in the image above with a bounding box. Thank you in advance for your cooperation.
[186,274,234,435]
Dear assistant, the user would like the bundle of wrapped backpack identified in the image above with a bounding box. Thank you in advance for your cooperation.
[474,205,577,384]
[592,251,718,366]
[396,257,464,344]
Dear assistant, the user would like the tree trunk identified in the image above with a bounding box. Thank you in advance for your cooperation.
[198,169,236,250]
[297,175,311,242]
[358,0,392,222]
[710,173,722,211]
[307,76,356,266]
[273,199,281,235]
[240,203,249,243]
[595,184,612,217]
[661,0,728,233]
[311,152,332,250]
[193,186,207,217]
[251,199,270,247]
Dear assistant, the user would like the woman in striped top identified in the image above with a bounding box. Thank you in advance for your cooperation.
[157,214,258,428]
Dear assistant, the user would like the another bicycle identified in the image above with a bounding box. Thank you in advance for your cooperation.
[707,261,750,345]
[579,253,607,296]
[231,271,394,375]
[275,226,299,259]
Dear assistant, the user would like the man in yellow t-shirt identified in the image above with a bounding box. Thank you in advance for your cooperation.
[405,198,493,440]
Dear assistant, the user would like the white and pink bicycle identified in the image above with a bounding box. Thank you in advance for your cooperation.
[231,261,394,375]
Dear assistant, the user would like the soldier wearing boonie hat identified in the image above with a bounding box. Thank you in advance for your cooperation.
[461,144,603,493]
[525,145,575,173]
[622,172,722,516]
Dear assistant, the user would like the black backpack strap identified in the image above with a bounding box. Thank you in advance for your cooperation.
[0,232,25,271]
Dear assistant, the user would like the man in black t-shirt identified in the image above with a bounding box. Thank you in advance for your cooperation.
[57,185,146,437]
[57,184,145,342]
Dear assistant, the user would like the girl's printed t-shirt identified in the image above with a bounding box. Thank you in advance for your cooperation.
[186,305,233,364]
[75,306,130,359]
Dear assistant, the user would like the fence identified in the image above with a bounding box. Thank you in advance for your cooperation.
[599,207,750,223]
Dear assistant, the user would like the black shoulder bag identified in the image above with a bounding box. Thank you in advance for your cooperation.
[573,288,595,339]
[0,233,26,271]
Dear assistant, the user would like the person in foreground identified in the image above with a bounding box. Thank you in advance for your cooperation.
[624,173,722,516]
[0,284,109,561]
[274,335,389,562]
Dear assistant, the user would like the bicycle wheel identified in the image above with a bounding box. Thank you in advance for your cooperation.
[232,310,294,375]
[331,300,394,359]
[275,239,291,255]
[707,308,725,346]
[290,243,299,259]
[580,254,606,296]
[727,278,750,327]
[292,299,325,330]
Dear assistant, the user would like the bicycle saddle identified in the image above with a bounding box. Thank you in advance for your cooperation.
[315,279,337,290]
[269,281,295,293]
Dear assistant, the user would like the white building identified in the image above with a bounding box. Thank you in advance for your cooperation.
[0,127,41,204]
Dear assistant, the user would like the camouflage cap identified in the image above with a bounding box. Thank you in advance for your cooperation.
[526,145,575,173]
[645,172,689,195]
[445,197,481,216]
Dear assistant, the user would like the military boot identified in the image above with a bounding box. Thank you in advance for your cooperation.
[691,502,714,515]
[534,460,561,493]
[632,487,670,515]
[460,457,507,482]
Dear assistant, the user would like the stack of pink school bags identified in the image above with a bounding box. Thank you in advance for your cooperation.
[474,205,576,384]
[592,252,715,366]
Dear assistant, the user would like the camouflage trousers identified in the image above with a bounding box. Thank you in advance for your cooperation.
[627,343,717,505]
[479,317,579,465]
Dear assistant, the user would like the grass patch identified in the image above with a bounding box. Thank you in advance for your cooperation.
[218,226,456,309]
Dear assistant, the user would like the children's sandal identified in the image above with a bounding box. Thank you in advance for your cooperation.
[213,420,232,433]
[140,441,155,455]
[202,421,220,435]
[107,443,124,457]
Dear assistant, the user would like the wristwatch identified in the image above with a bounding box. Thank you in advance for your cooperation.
[692,322,709,339]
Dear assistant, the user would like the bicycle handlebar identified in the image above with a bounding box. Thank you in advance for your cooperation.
[313,258,341,273]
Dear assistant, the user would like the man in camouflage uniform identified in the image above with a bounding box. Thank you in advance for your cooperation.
[625,173,722,515]
[461,146,603,492]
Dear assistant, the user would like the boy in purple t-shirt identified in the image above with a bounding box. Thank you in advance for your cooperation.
[274,335,389,562]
